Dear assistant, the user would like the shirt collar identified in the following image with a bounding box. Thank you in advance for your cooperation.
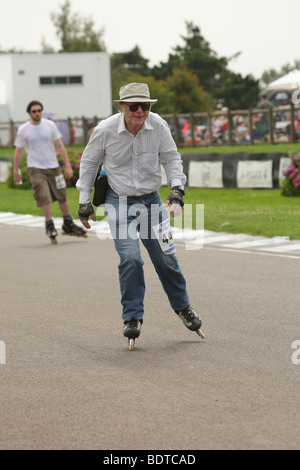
[117,113,154,134]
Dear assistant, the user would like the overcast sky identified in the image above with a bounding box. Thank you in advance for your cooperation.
[1,0,299,79]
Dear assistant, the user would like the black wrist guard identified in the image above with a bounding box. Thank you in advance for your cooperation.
[172,186,185,196]
[78,202,94,220]
[167,189,184,207]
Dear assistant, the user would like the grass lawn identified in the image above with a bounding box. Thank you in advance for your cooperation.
[0,184,81,219]
[1,183,299,240]
[178,143,299,154]
[160,186,300,240]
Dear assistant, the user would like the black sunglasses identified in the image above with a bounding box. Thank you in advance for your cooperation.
[124,103,151,112]
[31,109,42,113]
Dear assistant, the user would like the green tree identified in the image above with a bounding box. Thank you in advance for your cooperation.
[50,0,106,52]
[111,46,150,75]
[152,21,228,96]
[165,66,213,113]
[174,22,228,96]
[152,21,260,110]
[219,71,260,109]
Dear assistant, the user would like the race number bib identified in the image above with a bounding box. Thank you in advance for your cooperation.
[55,174,66,189]
[153,219,176,255]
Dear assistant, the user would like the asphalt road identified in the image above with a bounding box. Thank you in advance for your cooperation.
[1,224,299,450]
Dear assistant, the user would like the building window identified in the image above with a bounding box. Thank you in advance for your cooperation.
[40,77,52,85]
[39,76,83,85]
[54,76,67,84]
[69,76,82,84]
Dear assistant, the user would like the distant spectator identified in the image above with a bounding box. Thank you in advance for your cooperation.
[258,94,274,109]
[258,94,273,122]
[236,119,250,143]
[204,116,223,144]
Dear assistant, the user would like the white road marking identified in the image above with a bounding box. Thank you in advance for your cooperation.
[0,211,299,258]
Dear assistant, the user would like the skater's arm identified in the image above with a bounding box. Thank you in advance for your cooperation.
[158,119,186,190]
[13,147,23,184]
[54,138,73,180]
[76,126,104,204]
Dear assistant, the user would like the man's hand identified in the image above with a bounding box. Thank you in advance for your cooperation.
[64,163,73,180]
[166,202,183,218]
[13,168,22,185]
[78,202,96,229]
[165,188,184,218]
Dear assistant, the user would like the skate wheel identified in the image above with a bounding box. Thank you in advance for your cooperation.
[50,238,57,245]
[196,328,205,339]
[128,338,135,351]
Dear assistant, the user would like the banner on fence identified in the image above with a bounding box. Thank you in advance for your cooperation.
[237,160,273,188]
[0,159,12,183]
[188,161,223,188]
[0,153,292,189]
[181,153,291,189]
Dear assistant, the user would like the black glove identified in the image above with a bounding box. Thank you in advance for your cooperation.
[78,202,94,220]
[167,187,185,207]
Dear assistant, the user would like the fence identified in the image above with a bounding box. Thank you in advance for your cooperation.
[164,105,300,147]
[1,105,300,148]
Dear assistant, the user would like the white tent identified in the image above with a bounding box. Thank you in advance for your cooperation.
[265,70,300,91]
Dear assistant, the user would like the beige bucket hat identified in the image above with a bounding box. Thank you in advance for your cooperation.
[113,82,157,108]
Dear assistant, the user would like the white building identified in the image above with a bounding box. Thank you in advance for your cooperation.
[0,52,112,121]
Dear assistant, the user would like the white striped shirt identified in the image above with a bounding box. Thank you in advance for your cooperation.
[76,112,186,203]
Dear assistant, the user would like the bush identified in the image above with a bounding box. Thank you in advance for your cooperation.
[57,150,82,187]
[7,150,82,189]
[6,157,32,189]
[281,154,300,197]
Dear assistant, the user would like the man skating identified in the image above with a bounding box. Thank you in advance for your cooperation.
[76,83,204,348]
[13,100,86,243]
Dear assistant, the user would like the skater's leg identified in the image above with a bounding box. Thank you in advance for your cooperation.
[141,237,189,311]
[28,168,52,215]
[105,189,145,321]
[139,192,189,311]
[41,203,52,221]
[58,200,70,217]
[40,203,57,241]
[113,235,145,322]
[45,218,57,242]
[140,194,203,335]
[142,223,204,336]
[59,201,87,236]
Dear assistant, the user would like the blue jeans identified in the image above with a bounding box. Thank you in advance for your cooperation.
[105,189,190,321]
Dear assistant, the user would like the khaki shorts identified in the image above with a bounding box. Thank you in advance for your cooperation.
[28,167,67,207]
